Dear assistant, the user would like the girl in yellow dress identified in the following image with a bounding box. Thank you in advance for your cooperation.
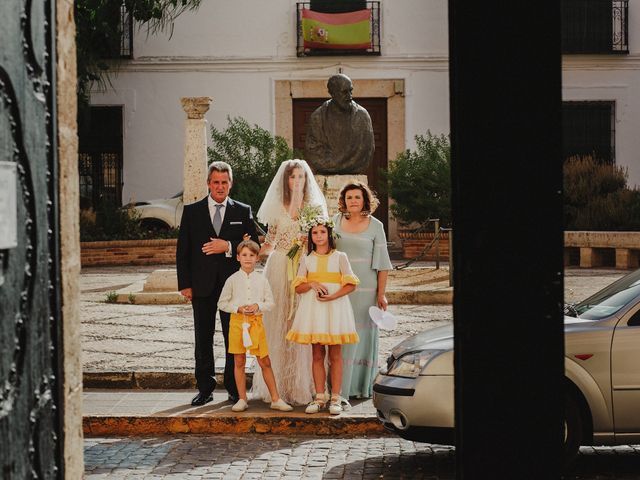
[286,217,360,415]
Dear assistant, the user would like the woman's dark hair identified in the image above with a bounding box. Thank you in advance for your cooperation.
[307,224,336,254]
[282,160,308,207]
[337,180,380,214]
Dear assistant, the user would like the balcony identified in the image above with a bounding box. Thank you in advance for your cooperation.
[102,4,133,59]
[562,0,628,54]
[296,1,381,57]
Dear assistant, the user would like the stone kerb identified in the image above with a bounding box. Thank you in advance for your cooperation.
[564,231,640,269]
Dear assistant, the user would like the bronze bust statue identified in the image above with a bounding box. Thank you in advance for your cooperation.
[305,74,375,175]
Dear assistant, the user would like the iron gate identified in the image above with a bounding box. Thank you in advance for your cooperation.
[0,0,63,478]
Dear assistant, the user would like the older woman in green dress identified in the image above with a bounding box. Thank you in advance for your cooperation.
[333,180,393,398]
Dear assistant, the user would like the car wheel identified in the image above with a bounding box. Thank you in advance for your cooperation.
[563,393,583,468]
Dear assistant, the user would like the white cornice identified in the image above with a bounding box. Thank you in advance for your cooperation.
[562,54,640,70]
[114,53,640,73]
[115,54,451,73]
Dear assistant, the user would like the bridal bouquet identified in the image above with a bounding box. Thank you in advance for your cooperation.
[286,204,334,260]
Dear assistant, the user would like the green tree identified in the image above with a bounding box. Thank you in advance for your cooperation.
[75,0,202,105]
[208,117,296,217]
[386,132,451,229]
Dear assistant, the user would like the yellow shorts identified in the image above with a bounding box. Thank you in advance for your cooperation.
[228,313,269,358]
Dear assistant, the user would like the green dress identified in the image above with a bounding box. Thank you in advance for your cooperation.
[334,213,393,398]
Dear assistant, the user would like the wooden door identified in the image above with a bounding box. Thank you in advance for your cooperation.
[293,97,388,232]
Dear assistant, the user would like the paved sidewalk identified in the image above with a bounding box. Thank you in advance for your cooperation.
[83,390,383,437]
[80,264,625,376]
[80,262,455,375]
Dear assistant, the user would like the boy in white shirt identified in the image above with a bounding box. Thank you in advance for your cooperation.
[218,240,293,412]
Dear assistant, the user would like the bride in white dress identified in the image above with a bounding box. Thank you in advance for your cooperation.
[250,159,328,405]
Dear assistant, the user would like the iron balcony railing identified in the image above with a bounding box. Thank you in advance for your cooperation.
[562,0,628,54]
[296,1,381,57]
[102,4,133,59]
[119,3,133,59]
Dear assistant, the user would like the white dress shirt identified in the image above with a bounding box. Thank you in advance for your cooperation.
[218,269,275,314]
[207,195,232,256]
[207,195,228,226]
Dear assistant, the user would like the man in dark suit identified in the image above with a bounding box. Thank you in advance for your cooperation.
[177,161,260,406]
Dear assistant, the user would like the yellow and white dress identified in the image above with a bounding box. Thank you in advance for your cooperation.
[287,249,360,345]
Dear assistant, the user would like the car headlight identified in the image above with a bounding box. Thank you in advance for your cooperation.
[386,350,443,378]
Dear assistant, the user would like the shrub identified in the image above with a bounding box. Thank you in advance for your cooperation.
[208,117,296,218]
[564,155,640,231]
[385,132,451,229]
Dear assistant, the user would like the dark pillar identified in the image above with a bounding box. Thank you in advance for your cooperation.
[448,1,565,479]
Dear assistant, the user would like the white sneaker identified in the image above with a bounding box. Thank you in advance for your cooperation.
[305,399,325,414]
[231,398,248,412]
[270,398,293,412]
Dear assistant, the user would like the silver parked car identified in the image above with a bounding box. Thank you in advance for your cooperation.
[373,268,640,459]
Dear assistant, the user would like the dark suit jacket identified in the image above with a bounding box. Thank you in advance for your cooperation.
[176,196,259,297]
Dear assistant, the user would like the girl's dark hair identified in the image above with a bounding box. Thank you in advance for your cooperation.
[282,160,308,207]
[307,224,336,254]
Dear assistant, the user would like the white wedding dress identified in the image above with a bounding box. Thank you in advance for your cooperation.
[250,208,315,405]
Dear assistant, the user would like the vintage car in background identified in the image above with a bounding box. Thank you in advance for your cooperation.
[127,192,184,230]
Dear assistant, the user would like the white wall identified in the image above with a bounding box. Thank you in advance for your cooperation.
[132,0,448,59]
[561,2,640,188]
[92,0,640,203]
[92,0,450,203]
[563,65,640,188]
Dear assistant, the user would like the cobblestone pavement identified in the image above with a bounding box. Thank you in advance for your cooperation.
[83,435,640,479]
[84,435,454,479]
[80,265,624,373]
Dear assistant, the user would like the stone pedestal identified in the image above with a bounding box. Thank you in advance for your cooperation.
[314,174,368,217]
[143,269,178,292]
[181,97,212,205]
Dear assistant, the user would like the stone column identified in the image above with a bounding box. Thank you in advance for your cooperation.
[58,0,84,476]
[181,97,212,205]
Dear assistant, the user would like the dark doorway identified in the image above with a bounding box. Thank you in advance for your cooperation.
[293,97,388,232]
[78,106,124,209]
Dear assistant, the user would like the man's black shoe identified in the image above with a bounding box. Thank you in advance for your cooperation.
[227,394,239,404]
[191,392,213,406]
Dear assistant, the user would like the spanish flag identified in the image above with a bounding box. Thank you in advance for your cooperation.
[302,9,372,50]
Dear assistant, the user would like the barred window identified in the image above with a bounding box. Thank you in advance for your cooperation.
[561,0,628,53]
[78,106,124,210]
[562,101,615,164]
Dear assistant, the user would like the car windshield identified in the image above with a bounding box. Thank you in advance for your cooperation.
[569,269,640,320]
